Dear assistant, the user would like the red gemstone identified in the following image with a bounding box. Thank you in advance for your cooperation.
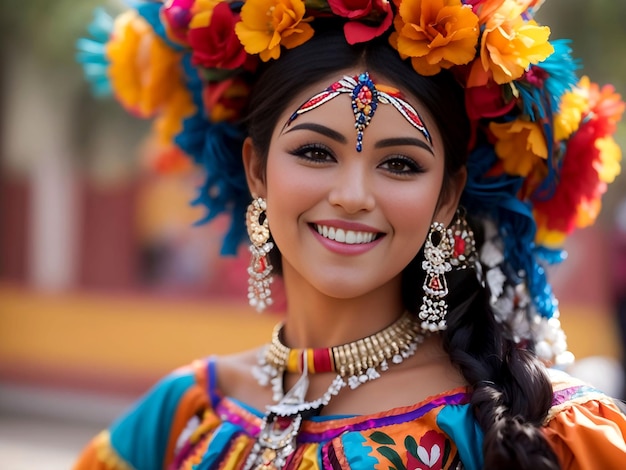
[454,236,465,257]
[429,276,441,290]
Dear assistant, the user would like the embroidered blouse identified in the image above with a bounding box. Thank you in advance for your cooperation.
[73,357,626,470]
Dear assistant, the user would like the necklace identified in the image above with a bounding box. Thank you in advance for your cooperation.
[245,312,425,470]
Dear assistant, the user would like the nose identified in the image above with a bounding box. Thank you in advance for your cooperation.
[327,161,376,214]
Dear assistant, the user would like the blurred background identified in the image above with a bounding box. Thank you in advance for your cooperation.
[1,0,625,468]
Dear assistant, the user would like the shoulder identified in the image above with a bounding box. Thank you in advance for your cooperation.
[543,369,626,469]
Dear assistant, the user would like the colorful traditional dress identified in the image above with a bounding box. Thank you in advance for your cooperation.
[73,357,626,470]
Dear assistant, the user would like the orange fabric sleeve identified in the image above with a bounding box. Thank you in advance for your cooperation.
[543,399,626,469]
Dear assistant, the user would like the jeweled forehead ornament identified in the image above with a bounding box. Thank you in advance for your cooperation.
[286,72,432,152]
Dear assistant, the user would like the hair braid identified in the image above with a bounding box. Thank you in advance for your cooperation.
[442,271,560,469]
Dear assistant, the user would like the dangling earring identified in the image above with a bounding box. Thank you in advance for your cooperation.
[420,209,478,332]
[449,207,477,270]
[246,197,274,312]
[420,222,454,332]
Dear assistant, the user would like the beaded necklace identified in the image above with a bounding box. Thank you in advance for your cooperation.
[245,311,425,470]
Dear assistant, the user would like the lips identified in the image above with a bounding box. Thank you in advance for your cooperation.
[312,223,381,245]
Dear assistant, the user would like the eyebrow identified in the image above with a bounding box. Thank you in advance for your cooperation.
[375,137,434,156]
[283,123,347,143]
[284,123,435,156]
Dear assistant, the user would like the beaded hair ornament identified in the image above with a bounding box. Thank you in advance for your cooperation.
[77,0,624,365]
[286,72,432,151]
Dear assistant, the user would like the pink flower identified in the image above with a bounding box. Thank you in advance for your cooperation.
[162,0,195,45]
[328,0,394,44]
[189,2,248,69]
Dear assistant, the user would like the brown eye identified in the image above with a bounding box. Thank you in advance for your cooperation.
[379,156,423,175]
[307,148,330,161]
[290,143,335,163]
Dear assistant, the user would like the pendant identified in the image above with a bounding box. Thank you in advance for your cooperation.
[245,364,313,470]
[246,413,303,470]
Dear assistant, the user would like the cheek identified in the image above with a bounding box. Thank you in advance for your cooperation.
[263,153,317,232]
[380,176,443,225]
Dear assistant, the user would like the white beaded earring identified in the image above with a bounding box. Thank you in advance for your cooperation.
[420,222,454,332]
[246,197,274,312]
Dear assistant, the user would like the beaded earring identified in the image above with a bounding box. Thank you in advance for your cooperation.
[246,197,274,312]
[419,209,477,332]
[420,222,454,332]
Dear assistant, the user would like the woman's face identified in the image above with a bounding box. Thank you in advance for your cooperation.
[244,70,464,300]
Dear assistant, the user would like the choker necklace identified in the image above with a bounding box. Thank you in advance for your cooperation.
[246,312,425,470]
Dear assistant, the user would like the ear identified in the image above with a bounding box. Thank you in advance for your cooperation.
[434,167,467,226]
[242,136,267,198]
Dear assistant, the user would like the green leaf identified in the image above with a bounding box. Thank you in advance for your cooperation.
[370,431,396,445]
[378,446,407,470]
[404,435,419,459]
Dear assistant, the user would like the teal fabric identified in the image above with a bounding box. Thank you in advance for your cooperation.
[194,422,242,470]
[437,404,484,470]
[109,370,197,470]
[341,432,380,470]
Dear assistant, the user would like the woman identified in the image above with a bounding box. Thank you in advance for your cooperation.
[75,0,626,468]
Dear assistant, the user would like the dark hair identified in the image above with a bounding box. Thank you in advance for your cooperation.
[245,27,559,469]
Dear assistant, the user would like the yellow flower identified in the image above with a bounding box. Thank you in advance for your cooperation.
[107,10,184,118]
[390,0,480,76]
[553,86,589,141]
[594,136,622,184]
[154,87,196,145]
[235,0,314,62]
[490,119,547,176]
[534,224,566,248]
[476,1,553,84]
[189,0,221,29]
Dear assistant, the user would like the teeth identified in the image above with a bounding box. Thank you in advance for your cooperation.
[314,224,377,244]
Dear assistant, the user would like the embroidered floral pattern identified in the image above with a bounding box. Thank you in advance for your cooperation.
[369,429,458,469]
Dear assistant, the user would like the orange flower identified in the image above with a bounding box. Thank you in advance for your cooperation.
[586,79,625,131]
[390,0,480,76]
[235,0,314,62]
[471,1,553,85]
[490,119,547,176]
[107,10,184,118]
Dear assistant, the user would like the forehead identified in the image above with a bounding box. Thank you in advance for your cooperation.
[275,69,443,151]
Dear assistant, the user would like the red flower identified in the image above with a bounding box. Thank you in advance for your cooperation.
[533,118,608,234]
[465,82,516,120]
[328,0,393,44]
[189,3,248,70]
[203,78,250,122]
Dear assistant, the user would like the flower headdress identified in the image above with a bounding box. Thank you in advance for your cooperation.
[77,0,624,365]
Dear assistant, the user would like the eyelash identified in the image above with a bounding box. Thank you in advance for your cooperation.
[289,143,335,163]
[379,156,425,175]
[288,144,425,175]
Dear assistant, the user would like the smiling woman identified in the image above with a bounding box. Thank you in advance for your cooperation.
[74,1,626,469]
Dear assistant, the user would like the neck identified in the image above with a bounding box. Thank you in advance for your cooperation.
[279,262,405,349]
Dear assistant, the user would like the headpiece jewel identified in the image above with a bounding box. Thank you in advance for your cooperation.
[287,72,432,152]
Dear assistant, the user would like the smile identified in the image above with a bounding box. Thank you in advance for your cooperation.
[313,224,379,244]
